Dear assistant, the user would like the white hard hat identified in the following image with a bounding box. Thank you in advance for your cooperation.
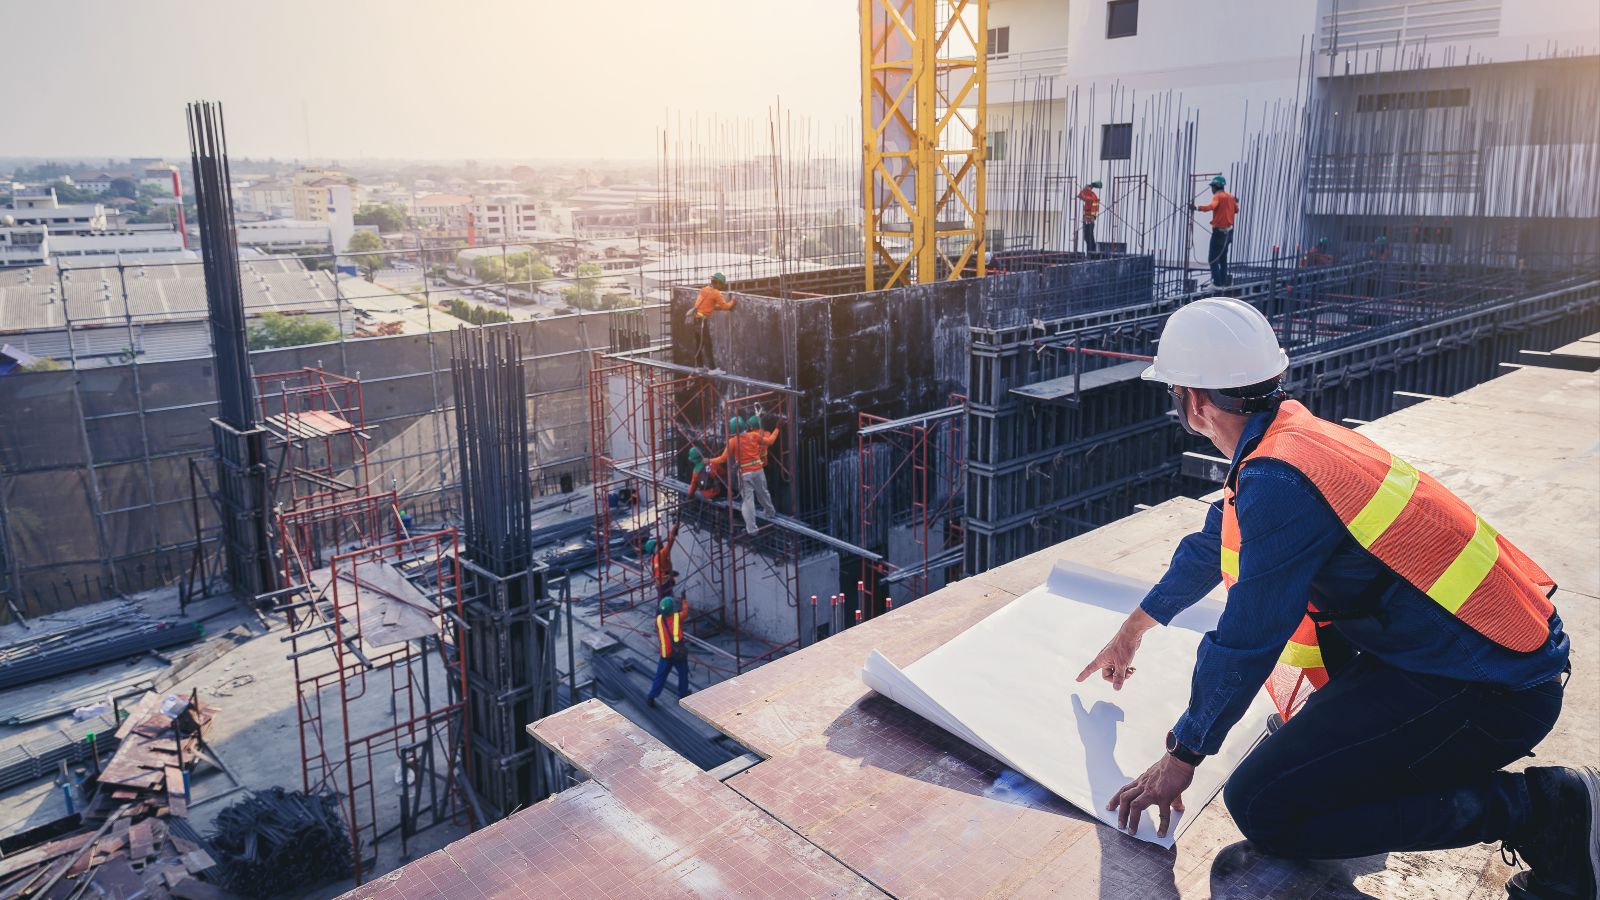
[1141,297,1288,389]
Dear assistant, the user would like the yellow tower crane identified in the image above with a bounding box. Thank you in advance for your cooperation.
[860,0,987,290]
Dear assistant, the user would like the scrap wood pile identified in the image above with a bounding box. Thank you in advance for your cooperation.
[0,691,231,899]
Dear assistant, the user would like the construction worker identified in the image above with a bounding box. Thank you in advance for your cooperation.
[709,415,778,535]
[686,446,726,501]
[644,523,679,599]
[1078,180,1102,253]
[646,595,689,707]
[1076,297,1591,897]
[1191,175,1238,287]
[690,272,736,372]
[1300,236,1335,268]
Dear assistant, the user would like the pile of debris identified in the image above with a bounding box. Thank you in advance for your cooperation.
[207,788,351,898]
[0,691,231,899]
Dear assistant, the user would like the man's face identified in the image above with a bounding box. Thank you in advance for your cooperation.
[1168,385,1211,442]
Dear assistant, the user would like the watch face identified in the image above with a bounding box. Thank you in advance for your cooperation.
[1165,730,1177,752]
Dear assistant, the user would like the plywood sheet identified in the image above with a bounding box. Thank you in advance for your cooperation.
[863,561,1275,847]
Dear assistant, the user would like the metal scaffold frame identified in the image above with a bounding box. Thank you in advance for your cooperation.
[861,0,987,288]
[857,400,968,616]
[254,367,372,508]
[271,489,471,886]
[587,352,811,675]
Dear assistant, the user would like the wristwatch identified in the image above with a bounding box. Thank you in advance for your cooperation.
[1166,730,1204,766]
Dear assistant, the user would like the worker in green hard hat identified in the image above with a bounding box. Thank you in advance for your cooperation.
[1191,174,1239,288]
[689,272,737,373]
[644,521,680,599]
[646,595,690,706]
[1301,235,1335,269]
[709,414,780,535]
[1077,180,1103,254]
[687,445,727,501]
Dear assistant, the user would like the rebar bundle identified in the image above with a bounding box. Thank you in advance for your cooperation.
[186,101,255,430]
[449,326,562,819]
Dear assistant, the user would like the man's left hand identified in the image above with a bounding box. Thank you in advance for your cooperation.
[1107,753,1194,838]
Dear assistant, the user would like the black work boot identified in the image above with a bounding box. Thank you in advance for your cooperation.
[1505,766,1600,899]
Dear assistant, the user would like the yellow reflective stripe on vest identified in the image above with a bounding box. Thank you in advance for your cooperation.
[1220,547,1240,581]
[1427,517,1501,614]
[1347,454,1419,549]
[1279,640,1324,669]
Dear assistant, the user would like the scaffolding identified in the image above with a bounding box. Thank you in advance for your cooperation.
[258,367,471,886]
[857,400,967,617]
[588,352,825,674]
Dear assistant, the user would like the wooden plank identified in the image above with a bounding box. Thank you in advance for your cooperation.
[128,820,153,861]
[0,833,93,880]
[166,766,188,817]
[342,699,888,900]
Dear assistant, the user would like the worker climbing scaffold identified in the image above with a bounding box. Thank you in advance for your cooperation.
[710,414,779,535]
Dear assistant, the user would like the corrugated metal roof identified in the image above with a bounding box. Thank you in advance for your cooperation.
[0,257,347,334]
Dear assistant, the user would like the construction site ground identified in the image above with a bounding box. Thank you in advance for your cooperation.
[0,534,740,896]
[349,351,1598,899]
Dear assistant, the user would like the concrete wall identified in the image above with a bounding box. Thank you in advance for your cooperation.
[0,309,655,620]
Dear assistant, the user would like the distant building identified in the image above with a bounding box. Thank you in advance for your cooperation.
[139,163,180,197]
[413,193,472,232]
[468,194,542,243]
[236,180,294,218]
[0,190,184,266]
[76,173,121,195]
[290,168,353,222]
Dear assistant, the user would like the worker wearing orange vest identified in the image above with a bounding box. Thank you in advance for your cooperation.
[689,273,737,372]
[709,415,779,535]
[1078,180,1102,254]
[646,596,689,706]
[1077,298,1590,895]
[686,446,726,501]
[1191,175,1239,287]
[643,522,679,599]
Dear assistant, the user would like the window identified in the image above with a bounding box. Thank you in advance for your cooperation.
[987,26,1010,58]
[1107,0,1138,38]
[1355,88,1469,113]
[1100,123,1132,160]
[986,130,1008,162]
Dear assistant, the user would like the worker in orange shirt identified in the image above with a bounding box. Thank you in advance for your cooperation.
[643,522,679,599]
[646,595,689,707]
[1300,236,1335,268]
[1078,180,1102,253]
[709,415,779,535]
[686,447,726,501]
[690,272,737,373]
[1191,175,1239,288]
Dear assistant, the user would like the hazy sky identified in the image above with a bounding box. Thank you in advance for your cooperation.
[3,0,862,161]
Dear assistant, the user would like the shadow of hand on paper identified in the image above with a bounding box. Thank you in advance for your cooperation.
[1071,693,1131,820]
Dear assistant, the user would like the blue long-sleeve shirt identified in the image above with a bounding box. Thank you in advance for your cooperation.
[1142,404,1570,756]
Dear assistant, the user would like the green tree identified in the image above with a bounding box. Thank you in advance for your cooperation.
[354,203,408,233]
[346,230,386,279]
[560,262,604,310]
[443,298,512,325]
[108,177,140,199]
[472,256,505,284]
[48,181,97,203]
[247,312,340,350]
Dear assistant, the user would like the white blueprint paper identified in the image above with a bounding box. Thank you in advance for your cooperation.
[861,560,1274,847]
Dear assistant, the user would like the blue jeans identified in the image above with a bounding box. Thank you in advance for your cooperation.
[1209,228,1232,286]
[1223,653,1562,858]
[647,653,689,700]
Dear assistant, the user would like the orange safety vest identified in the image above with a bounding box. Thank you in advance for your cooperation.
[656,609,684,658]
[1221,400,1555,720]
[1078,187,1100,223]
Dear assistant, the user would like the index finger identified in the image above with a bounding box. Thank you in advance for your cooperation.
[1075,656,1102,683]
